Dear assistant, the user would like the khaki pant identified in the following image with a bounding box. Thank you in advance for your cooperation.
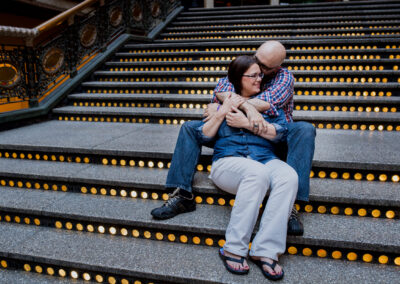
[210,157,298,261]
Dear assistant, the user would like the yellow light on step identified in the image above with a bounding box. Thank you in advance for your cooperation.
[303,248,312,256]
[167,234,176,242]
[378,255,388,264]
[59,269,66,277]
[386,210,395,219]
[347,252,357,261]
[354,173,362,180]
[24,264,31,272]
[362,254,373,263]
[180,235,188,243]
[83,273,91,281]
[331,206,339,215]
[193,237,201,244]
[394,257,400,266]
[332,251,342,259]
[205,238,214,246]
[304,205,313,212]
[317,249,327,258]
[47,267,54,275]
[132,229,140,237]
[371,209,381,218]
[35,265,43,273]
[288,246,297,255]
[344,208,353,215]
[156,232,163,240]
[358,208,367,217]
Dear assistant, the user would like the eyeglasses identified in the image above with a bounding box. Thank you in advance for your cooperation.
[242,73,264,80]
[254,55,274,71]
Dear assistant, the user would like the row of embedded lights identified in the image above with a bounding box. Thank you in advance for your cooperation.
[0,151,90,164]
[57,115,400,132]
[296,105,397,114]
[296,203,397,219]
[0,260,147,283]
[3,214,399,267]
[127,45,397,54]
[0,180,397,219]
[73,101,396,115]
[99,76,398,84]
[1,149,399,183]
[166,26,391,34]
[164,33,378,40]
[286,246,400,265]
[85,87,396,97]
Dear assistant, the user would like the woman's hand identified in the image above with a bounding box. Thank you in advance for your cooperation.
[220,94,245,115]
[203,103,219,122]
[226,107,251,129]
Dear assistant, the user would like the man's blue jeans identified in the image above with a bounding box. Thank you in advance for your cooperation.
[165,120,316,202]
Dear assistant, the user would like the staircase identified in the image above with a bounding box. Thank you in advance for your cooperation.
[0,1,399,283]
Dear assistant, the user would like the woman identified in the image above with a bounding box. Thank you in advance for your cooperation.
[199,56,298,281]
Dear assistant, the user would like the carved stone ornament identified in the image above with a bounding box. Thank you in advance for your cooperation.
[80,24,97,48]
[151,1,161,18]
[0,62,20,88]
[109,6,123,27]
[132,3,143,22]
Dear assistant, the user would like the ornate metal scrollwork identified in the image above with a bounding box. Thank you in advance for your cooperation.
[109,6,123,27]
[132,2,143,22]
[151,1,161,18]
[0,62,20,88]
[42,47,65,75]
[79,24,98,48]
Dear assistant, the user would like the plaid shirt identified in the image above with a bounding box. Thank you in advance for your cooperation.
[212,67,294,122]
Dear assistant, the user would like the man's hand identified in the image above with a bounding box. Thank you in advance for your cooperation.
[226,107,250,129]
[242,102,268,135]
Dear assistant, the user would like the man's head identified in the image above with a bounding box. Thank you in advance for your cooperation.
[254,41,286,76]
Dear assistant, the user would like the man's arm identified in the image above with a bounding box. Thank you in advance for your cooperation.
[216,92,270,113]
[202,96,243,138]
[256,68,294,117]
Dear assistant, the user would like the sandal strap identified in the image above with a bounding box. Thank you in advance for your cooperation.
[258,260,277,270]
[220,249,245,264]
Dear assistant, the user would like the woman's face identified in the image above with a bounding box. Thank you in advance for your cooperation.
[240,63,262,97]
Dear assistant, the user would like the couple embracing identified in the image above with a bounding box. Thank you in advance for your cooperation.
[151,41,316,281]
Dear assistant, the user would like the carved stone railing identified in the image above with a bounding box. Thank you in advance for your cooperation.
[0,0,181,114]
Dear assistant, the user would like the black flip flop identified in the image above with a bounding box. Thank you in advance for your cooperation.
[219,248,249,275]
[251,258,284,281]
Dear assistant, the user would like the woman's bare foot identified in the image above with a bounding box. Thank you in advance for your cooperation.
[251,256,283,276]
[222,250,249,271]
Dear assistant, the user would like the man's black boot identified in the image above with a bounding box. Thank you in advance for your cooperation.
[288,206,304,236]
[151,188,196,220]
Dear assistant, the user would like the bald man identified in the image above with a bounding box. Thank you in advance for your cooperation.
[151,41,316,237]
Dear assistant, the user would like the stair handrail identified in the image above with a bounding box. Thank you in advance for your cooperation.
[0,0,183,123]
[0,0,98,41]
[36,0,98,34]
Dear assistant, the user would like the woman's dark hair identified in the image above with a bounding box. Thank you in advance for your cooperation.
[227,55,257,94]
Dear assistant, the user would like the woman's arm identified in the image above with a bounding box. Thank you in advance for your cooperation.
[202,96,244,138]
[226,107,277,140]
